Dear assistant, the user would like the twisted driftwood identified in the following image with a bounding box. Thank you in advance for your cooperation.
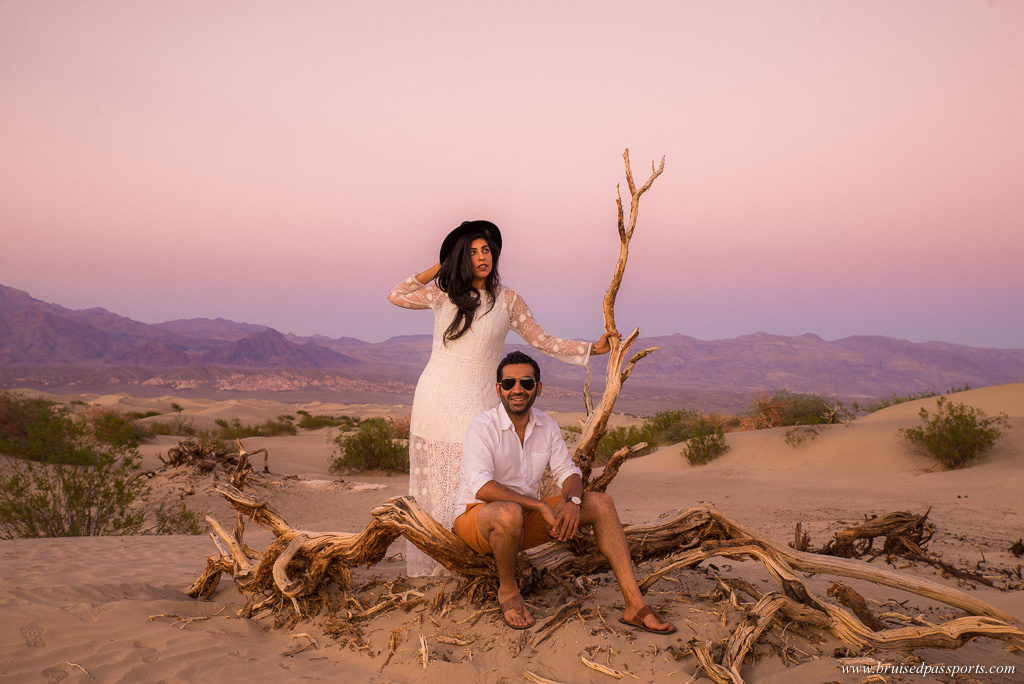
[188,488,1023,682]
[798,509,1005,588]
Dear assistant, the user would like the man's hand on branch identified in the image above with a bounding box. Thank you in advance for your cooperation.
[590,331,621,355]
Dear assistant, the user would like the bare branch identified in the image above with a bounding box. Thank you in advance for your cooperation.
[620,346,658,384]
[623,149,637,196]
[615,184,625,240]
[574,150,665,487]
[583,364,594,416]
[586,442,648,493]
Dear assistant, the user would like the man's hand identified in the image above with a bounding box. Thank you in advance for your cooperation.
[538,501,558,530]
[550,500,581,542]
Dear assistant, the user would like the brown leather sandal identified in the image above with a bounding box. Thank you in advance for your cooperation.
[499,596,535,630]
[618,605,677,634]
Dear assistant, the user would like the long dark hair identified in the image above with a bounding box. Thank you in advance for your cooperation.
[435,231,501,343]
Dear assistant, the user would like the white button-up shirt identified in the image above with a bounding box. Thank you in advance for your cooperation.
[453,403,583,521]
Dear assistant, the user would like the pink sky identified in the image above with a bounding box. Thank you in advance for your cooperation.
[2,1,1022,347]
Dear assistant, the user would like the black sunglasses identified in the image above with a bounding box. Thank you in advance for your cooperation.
[499,376,537,391]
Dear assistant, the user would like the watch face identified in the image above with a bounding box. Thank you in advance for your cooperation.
[570,496,582,505]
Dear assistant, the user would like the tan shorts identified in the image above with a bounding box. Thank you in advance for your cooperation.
[453,496,565,555]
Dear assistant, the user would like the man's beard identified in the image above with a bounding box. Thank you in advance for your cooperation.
[501,391,536,416]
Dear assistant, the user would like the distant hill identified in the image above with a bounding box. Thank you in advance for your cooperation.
[201,329,360,369]
[593,332,1024,397]
[0,307,119,364]
[153,317,269,341]
[0,283,355,371]
[110,340,192,368]
[2,282,1022,411]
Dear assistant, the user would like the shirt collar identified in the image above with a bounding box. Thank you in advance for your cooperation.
[496,402,537,433]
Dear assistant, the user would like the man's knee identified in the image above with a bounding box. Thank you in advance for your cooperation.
[487,501,524,535]
[582,491,617,518]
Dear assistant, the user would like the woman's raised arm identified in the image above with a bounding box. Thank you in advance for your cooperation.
[415,262,441,284]
[387,264,441,310]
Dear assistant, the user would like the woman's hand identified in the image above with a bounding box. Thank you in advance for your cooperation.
[415,262,441,285]
[590,331,620,355]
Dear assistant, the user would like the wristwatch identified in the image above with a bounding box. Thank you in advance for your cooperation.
[565,496,582,505]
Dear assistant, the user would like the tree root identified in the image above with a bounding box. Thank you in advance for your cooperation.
[795,509,1013,589]
[187,488,1023,683]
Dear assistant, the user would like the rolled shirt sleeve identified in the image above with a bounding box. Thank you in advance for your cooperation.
[545,417,583,489]
[459,416,498,503]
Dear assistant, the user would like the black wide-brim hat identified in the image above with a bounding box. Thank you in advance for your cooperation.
[439,220,502,264]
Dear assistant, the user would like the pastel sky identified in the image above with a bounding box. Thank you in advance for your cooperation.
[2,1,1022,347]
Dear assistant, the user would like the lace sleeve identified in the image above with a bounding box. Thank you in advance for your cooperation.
[387,275,440,310]
[507,290,591,366]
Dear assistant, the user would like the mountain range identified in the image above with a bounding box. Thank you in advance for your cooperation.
[2,283,1022,412]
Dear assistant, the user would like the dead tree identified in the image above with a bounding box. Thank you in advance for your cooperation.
[576,149,664,490]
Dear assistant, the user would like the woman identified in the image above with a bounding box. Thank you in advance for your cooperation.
[388,220,614,576]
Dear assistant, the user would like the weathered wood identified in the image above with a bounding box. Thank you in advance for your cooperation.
[697,505,1015,622]
[585,442,648,493]
[190,486,1024,684]
[574,150,664,488]
[192,490,1018,628]
[820,509,933,558]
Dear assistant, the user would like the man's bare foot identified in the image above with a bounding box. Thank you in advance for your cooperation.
[619,604,676,634]
[497,591,534,629]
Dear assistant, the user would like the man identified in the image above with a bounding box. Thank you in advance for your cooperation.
[452,351,677,633]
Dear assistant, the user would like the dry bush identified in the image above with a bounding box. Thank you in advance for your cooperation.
[900,397,1009,469]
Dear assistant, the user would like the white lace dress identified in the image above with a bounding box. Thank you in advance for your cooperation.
[388,276,591,576]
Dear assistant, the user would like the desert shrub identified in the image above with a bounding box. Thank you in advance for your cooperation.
[899,397,1008,469]
[193,429,229,456]
[560,424,582,444]
[683,417,729,465]
[84,408,152,447]
[594,409,712,465]
[150,499,205,535]
[721,415,742,430]
[329,417,408,473]
[644,409,701,445]
[149,414,197,437]
[784,425,821,447]
[0,392,94,465]
[213,416,298,439]
[1,434,146,538]
[125,410,161,420]
[298,413,361,430]
[749,390,844,428]
[594,425,649,465]
[387,415,411,439]
[853,384,972,414]
[0,393,201,538]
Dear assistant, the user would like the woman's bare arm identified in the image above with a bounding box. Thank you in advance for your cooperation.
[415,262,441,284]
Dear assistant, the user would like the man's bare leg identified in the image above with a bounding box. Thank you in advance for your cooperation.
[476,501,533,628]
[579,491,675,632]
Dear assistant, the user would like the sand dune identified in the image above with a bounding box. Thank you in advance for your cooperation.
[1,384,1022,682]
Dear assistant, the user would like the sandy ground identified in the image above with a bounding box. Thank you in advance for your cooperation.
[1,385,1022,682]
